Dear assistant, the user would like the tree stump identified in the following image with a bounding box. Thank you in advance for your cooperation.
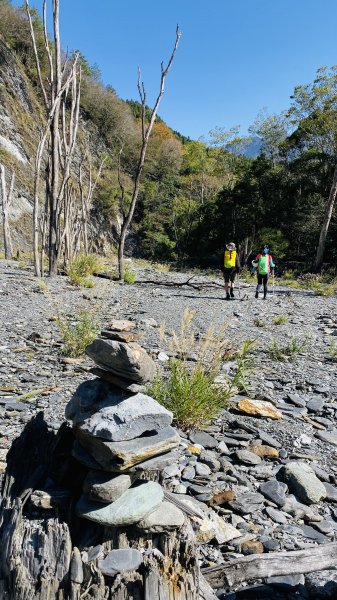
[0,414,203,599]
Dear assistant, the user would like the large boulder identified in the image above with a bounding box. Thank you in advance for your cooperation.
[65,379,172,442]
[283,462,327,505]
[86,338,156,383]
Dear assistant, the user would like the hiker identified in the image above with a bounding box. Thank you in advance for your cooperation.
[222,242,240,300]
[253,245,275,299]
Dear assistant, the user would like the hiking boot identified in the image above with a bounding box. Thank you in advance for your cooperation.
[226,293,230,301]
[255,291,259,299]
[263,295,267,300]
[230,289,234,298]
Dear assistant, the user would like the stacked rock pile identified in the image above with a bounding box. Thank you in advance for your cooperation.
[65,320,185,534]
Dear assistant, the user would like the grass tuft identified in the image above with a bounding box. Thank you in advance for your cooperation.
[273,314,288,325]
[56,310,98,357]
[268,334,310,362]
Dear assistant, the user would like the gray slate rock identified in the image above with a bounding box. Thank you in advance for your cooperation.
[259,480,288,507]
[235,449,262,465]
[77,481,164,526]
[287,394,306,408]
[228,492,265,515]
[66,378,172,442]
[86,338,156,383]
[83,471,133,503]
[98,549,143,575]
[265,506,288,524]
[258,430,282,449]
[324,482,337,502]
[316,430,337,446]
[306,397,325,413]
[301,525,328,544]
[137,501,185,532]
[199,450,221,471]
[284,462,327,504]
[189,431,218,448]
[75,425,180,471]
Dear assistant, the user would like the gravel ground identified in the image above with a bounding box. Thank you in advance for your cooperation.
[1,258,337,599]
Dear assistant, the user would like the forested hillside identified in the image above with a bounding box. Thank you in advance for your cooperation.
[0,0,336,271]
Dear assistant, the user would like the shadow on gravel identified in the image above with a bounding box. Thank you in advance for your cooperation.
[221,579,337,599]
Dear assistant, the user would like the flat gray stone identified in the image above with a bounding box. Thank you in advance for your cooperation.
[265,506,288,524]
[98,549,142,575]
[228,492,265,515]
[324,482,337,502]
[259,480,288,507]
[301,525,328,544]
[66,378,172,442]
[199,450,221,471]
[83,472,133,503]
[287,394,306,408]
[90,367,144,393]
[75,425,180,471]
[316,430,337,446]
[195,462,211,476]
[284,462,326,504]
[77,481,164,526]
[258,430,282,449]
[86,338,156,383]
[189,431,218,449]
[235,449,262,465]
[306,398,325,413]
[137,501,185,532]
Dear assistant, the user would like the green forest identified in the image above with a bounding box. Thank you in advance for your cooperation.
[1,0,337,272]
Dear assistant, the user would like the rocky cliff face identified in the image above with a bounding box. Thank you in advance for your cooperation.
[0,36,41,252]
[0,37,118,256]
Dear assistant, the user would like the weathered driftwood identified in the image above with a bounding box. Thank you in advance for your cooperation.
[202,543,337,589]
[0,413,203,599]
[93,272,225,291]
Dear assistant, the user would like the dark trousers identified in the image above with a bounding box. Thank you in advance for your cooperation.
[257,273,268,295]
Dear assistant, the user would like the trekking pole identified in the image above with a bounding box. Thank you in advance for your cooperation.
[272,270,275,297]
[237,270,241,298]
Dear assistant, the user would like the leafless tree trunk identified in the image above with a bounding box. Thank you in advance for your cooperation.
[79,151,106,254]
[0,163,15,259]
[117,26,181,280]
[25,0,80,277]
[314,164,337,271]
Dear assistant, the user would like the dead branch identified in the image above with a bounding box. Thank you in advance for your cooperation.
[202,542,337,589]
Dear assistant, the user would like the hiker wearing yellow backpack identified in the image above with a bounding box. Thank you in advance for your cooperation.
[253,245,275,299]
[222,242,240,300]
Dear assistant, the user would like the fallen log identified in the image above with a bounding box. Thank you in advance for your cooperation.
[202,542,337,589]
[93,271,226,291]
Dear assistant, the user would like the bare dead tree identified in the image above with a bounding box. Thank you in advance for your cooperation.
[79,150,106,255]
[0,163,15,259]
[25,0,81,277]
[117,26,181,280]
[314,164,337,271]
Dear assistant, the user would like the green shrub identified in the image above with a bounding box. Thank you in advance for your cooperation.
[151,360,225,429]
[67,254,101,286]
[269,335,310,362]
[149,309,255,428]
[313,285,335,297]
[282,269,295,281]
[254,318,266,328]
[273,315,288,325]
[56,310,98,357]
[329,338,337,361]
[124,265,136,284]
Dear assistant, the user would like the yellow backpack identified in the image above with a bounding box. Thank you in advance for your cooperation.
[224,250,236,268]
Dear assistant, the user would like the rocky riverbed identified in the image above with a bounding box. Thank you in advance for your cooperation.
[1,258,337,600]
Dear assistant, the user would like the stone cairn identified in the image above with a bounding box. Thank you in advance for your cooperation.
[0,320,214,600]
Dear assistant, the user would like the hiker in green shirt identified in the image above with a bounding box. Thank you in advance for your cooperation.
[253,245,275,299]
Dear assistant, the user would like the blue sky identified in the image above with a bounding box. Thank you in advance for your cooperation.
[13,0,337,140]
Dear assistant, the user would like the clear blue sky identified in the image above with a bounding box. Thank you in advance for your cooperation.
[13,0,337,140]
